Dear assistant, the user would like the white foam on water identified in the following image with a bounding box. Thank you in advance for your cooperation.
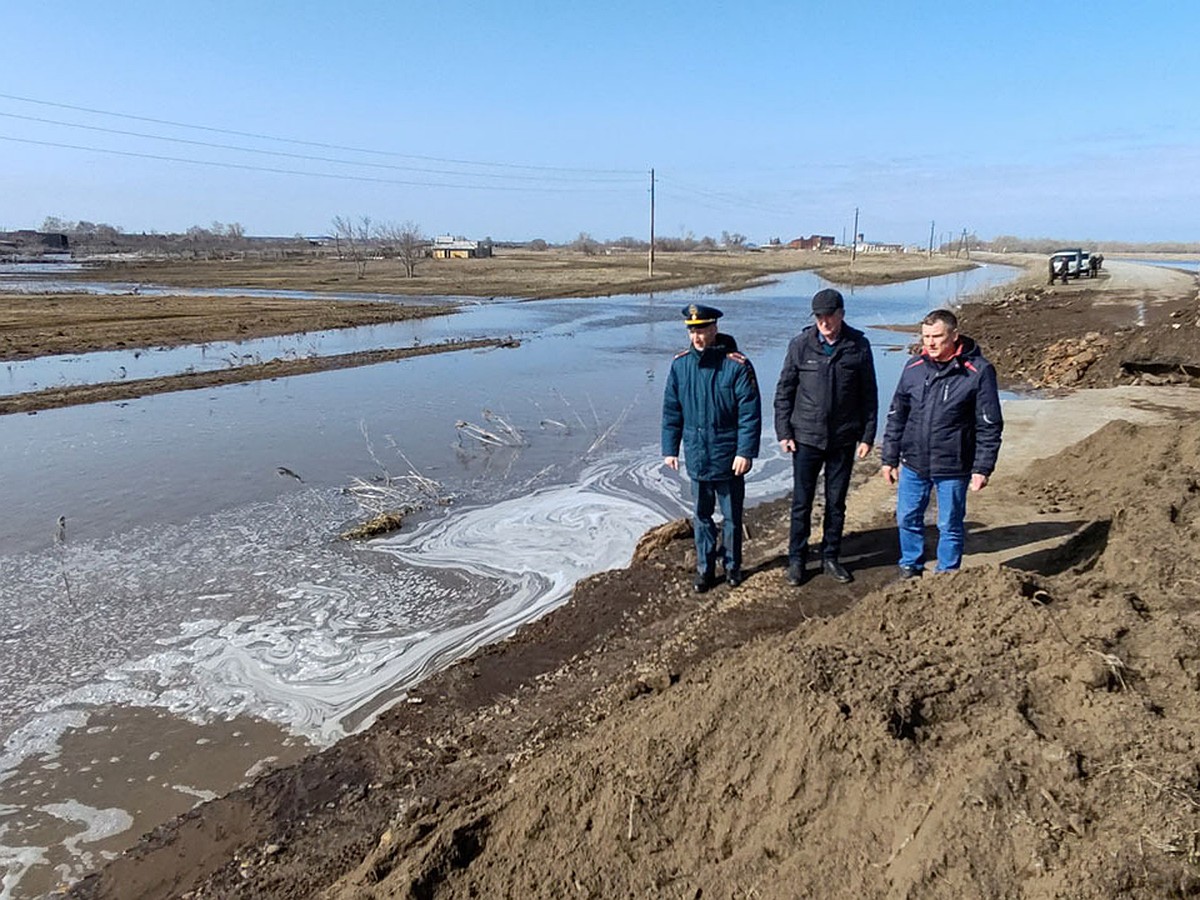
[0,711,90,787]
[0,835,48,900]
[169,785,219,804]
[0,443,794,896]
[36,801,133,870]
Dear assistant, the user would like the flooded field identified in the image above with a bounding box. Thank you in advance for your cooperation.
[0,264,1017,897]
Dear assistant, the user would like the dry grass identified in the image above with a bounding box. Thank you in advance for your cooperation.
[59,248,979,300]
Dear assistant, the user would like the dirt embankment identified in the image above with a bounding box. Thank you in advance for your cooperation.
[0,338,515,416]
[0,294,452,362]
[958,257,1200,390]
[69,260,1200,898]
[71,408,1200,900]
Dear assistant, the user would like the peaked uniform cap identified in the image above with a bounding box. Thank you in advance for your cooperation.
[682,303,723,326]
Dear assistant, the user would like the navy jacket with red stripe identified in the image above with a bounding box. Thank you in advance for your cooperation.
[881,335,1003,478]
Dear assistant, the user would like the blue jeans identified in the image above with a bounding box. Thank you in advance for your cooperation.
[789,443,855,563]
[692,476,745,575]
[896,466,969,572]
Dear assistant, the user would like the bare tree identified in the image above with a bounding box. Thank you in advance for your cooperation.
[185,224,220,258]
[721,230,748,250]
[570,232,599,255]
[332,214,373,278]
[376,220,426,277]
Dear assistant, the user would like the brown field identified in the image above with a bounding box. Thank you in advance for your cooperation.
[0,294,446,361]
[60,248,977,299]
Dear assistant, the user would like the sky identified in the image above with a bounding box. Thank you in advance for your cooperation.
[2,0,1197,245]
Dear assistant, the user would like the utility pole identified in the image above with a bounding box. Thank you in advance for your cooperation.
[961,228,970,259]
[928,221,935,259]
[850,207,859,266]
[648,168,655,277]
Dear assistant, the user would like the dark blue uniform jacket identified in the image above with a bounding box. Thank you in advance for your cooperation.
[773,323,878,450]
[662,334,762,481]
[881,335,1003,478]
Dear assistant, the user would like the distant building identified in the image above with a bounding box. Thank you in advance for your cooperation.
[429,235,493,259]
[854,234,904,253]
[787,235,836,251]
[0,230,70,250]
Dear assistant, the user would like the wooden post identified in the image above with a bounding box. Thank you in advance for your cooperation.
[648,168,655,277]
[850,207,859,267]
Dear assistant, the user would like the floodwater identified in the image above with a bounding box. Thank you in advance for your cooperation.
[1109,256,1200,272]
[0,263,1018,897]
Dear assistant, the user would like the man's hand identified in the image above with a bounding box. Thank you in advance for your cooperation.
[663,455,679,471]
[856,442,871,460]
[970,472,989,492]
[732,456,752,476]
[779,438,796,453]
[880,464,898,485]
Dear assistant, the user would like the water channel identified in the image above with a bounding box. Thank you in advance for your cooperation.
[0,263,1019,897]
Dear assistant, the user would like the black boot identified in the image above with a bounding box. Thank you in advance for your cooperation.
[823,558,853,584]
[785,552,808,587]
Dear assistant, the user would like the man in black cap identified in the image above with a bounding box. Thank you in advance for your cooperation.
[662,303,763,593]
[773,288,878,585]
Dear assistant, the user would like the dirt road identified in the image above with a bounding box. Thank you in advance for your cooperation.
[961,255,1200,390]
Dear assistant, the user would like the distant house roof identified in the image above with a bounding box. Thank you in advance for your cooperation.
[432,235,485,251]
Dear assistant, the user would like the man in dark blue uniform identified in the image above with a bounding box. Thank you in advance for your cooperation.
[662,303,762,593]
[880,308,1003,576]
[774,288,878,586]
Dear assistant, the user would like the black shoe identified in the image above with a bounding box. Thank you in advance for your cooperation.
[693,572,713,594]
[823,559,853,583]
[898,565,922,580]
[726,569,744,588]
[785,561,806,586]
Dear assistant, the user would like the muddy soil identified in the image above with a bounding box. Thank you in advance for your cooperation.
[0,294,447,361]
[67,259,1200,899]
[958,257,1200,390]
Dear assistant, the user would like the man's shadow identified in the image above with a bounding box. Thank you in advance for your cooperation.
[738,517,1091,582]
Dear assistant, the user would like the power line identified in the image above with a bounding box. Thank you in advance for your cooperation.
[0,135,639,194]
[0,111,640,184]
[657,178,796,218]
[0,91,642,176]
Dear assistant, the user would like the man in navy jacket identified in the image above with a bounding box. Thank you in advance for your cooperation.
[774,288,877,585]
[880,308,1003,576]
[662,303,762,593]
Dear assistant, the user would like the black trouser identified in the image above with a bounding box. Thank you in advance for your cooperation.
[789,442,856,563]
